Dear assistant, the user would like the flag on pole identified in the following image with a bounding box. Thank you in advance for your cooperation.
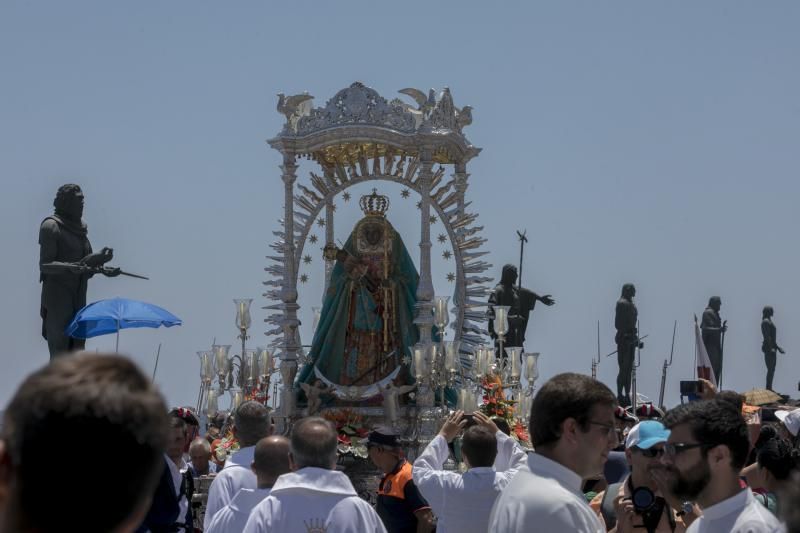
[694,314,717,388]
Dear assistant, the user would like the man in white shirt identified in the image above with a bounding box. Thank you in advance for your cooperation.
[488,372,618,533]
[243,416,386,533]
[203,401,272,529]
[206,435,290,533]
[413,410,527,533]
[650,399,782,533]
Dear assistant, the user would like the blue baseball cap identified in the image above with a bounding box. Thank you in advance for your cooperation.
[625,420,670,450]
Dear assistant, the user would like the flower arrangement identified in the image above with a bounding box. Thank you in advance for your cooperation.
[478,374,532,448]
[479,374,514,420]
[323,408,371,459]
[212,430,240,464]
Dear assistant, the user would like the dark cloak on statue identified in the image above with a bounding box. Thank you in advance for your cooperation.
[296,209,419,400]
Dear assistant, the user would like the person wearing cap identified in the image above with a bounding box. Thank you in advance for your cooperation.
[775,409,800,446]
[367,429,434,533]
[591,420,697,532]
[412,410,527,533]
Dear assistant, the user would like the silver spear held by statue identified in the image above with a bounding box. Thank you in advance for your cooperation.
[41,262,149,280]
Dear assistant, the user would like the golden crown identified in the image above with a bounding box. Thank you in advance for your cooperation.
[359,189,390,217]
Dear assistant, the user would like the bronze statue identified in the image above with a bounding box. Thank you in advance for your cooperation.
[39,184,119,358]
[488,264,554,352]
[761,306,785,391]
[701,296,727,386]
[614,283,641,406]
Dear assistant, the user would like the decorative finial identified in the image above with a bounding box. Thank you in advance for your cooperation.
[359,188,390,217]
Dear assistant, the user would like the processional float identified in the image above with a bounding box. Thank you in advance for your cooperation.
[263,82,492,439]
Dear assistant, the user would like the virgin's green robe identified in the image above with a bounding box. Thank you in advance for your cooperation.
[296,226,419,397]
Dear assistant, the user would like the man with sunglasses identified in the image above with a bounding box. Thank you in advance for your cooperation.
[488,373,617,532]
[593,421,696,532]
[650,400,782,533]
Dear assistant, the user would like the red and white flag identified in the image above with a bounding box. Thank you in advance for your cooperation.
[694,314,717,388]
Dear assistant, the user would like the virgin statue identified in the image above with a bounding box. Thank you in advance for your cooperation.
[296,189,419,401]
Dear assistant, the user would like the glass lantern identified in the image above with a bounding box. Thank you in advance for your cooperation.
[234,298,253,331]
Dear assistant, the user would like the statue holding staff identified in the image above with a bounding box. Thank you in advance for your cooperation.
[701,296,727,387]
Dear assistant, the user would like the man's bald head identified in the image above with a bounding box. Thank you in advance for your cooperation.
[289,417,338,470]
[252,435,291,488]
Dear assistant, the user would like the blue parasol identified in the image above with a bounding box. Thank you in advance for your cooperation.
[66,297,182,352]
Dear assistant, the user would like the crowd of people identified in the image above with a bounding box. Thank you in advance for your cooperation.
[1,353,799,532]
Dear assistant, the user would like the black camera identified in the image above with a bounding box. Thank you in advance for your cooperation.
[632,486,658,513]
[679,380,704,396]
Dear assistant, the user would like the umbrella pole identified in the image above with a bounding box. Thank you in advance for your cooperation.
[115,320,120,353]
[152,343,162,382]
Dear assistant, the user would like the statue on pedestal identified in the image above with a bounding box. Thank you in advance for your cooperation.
[38,184,120,358]
[488,264,554,352]
[701,296,727,387]
[761,306,784,391]
[296,190,420,402]
[614,283,641,406]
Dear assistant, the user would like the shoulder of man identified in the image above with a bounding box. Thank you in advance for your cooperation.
[39,217,60,234]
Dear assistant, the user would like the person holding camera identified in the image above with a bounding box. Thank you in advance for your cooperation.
[412,410,527,533]
[593,421,697,533]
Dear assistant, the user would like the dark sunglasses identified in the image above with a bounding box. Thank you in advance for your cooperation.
[663,442,711,457]
[634,446,664,458]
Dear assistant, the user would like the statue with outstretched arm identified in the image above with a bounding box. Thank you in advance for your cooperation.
[488,264,554,351]
[761,306,785,391]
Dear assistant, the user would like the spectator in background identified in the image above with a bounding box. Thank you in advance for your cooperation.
[776,409,800,446]
[136,416,193,532]
[754,437,800,516]
[244,417,386,532]
[0,353,168,533]
[413,410,527,533]
[187,437,217,479]
[591,420,698,532]
[652,399,781,532]
[206,435,291,533]
[368,429,434,533]
[488,373,617,533]
[635,403,665,422]
[204,401,272,529]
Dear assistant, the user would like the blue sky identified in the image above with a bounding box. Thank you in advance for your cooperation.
[2,1,799,411]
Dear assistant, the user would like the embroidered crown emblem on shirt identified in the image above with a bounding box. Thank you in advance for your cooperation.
[304,518,328,533]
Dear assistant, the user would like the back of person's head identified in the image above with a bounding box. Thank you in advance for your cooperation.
[461,426,498,467]
[189,437,211,455]
[0,353,168,533]
[289,417,338,470]
[530,372,616,449]
[662,399,750,470]
[716,390,744,412]
[253,435,291,485]
[758,438,800,481]
[233,401,271,447]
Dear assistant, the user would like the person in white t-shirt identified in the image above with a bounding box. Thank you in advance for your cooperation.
[413,410,527,533]
[203,401,273,529]
[206,435,290,533]
[650,399,782,533]
[488,372,618,533]
[243,416,386,533]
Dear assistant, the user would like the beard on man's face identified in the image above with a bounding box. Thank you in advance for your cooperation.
[666,456,712,500]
